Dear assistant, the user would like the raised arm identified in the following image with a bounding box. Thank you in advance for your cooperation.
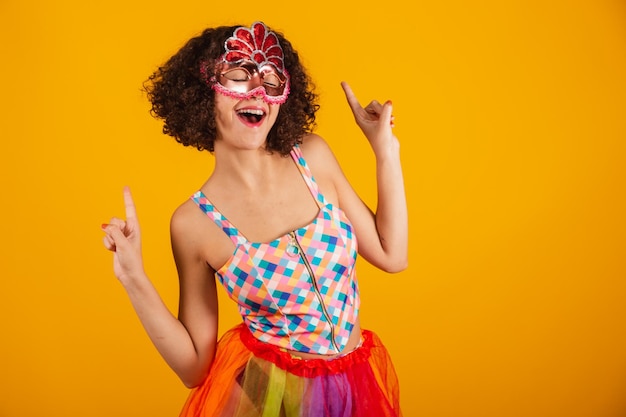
[102,187,218,387]
[338,82,408,272]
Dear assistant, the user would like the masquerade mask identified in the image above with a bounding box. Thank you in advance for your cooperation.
[204,21,290,104]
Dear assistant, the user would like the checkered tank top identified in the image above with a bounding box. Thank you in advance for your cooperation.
[191,145,360,355]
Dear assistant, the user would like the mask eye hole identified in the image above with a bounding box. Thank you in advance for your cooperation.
[221,67,252,82]
[262,72,282,88]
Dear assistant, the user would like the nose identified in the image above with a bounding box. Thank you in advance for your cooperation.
[247,85,266,100]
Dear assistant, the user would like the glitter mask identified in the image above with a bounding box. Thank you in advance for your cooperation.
[205,21,290,104]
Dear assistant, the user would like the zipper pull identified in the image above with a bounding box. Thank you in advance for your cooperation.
[286,231,299,257]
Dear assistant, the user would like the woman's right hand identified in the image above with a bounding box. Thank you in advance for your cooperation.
[102,186,145,285]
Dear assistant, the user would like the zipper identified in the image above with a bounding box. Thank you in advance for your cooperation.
[288,231,340,353]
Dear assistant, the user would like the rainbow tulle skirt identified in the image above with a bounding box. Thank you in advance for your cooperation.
[179,323,402,416]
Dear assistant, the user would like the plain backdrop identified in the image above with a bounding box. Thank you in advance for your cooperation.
[1,1,625,416]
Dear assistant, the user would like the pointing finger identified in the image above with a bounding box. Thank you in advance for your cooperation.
[340,81,362,116]
[122,186,137,224]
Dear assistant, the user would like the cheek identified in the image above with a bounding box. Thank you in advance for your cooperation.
[214,93,235,114]
[214,102,233,128]
[268,105,281,124]
[214,109,226,130]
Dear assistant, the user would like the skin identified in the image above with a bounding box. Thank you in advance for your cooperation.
[102,81,408,388]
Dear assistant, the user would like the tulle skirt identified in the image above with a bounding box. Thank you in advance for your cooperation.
[179,323,402,417]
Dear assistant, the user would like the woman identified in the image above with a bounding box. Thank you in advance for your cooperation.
[102,21,408,416]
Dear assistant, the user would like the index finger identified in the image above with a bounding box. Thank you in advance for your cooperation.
[340,81,362,115]
[122,186,137,221]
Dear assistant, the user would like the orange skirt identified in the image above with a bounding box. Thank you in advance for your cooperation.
[179,323,402,417]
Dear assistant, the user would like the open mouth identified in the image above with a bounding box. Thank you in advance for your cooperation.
[236,108,266,126]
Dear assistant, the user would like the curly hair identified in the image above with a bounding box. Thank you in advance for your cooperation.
[143,24,319,155]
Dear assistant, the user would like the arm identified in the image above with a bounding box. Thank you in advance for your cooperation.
[102,187,218,388]
[302,84,408,273]
[340,82,408,272]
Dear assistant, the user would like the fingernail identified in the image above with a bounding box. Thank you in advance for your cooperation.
[101,223,109,229]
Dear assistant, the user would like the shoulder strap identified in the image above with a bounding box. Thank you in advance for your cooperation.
[290,145,328,208]
[190,191,246,245]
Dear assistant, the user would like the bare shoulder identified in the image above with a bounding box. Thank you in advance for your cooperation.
[299,133,342,173]
[300,133,333,156]
[170,199,211,257]
[299,134,346,205]
[171,199,203,237]
[170,196,233,272]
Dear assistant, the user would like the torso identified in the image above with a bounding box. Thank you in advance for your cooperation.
[187,139,361,357]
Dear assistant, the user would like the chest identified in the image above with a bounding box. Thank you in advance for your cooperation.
[217,204,358,312]
[213,172,323,243]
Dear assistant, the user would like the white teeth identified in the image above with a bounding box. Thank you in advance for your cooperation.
[236,109,264,116]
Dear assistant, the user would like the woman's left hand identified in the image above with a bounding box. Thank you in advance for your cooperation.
[341,81,398,155]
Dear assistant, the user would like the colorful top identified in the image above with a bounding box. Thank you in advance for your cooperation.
[191,145,360,355]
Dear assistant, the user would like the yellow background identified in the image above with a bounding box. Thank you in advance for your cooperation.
[1,1,625,416]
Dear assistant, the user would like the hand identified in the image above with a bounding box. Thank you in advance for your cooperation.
[341,81,398,155]
[101,186,145,284]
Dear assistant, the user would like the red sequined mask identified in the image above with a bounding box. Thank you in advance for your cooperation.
[205,22,290,104]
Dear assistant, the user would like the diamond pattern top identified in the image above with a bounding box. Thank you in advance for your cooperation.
[191,145,360,354]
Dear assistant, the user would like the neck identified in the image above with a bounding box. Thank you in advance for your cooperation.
[211,146,289,191]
